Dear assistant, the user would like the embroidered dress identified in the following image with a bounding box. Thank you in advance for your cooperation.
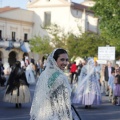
[72,59,101,105]
[30,49,72,120]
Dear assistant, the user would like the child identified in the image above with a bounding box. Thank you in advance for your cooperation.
[108,70,115,103]
[113,75,120,105]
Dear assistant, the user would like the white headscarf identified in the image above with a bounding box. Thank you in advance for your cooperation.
[73,58,101,99]
[30,48,72,120]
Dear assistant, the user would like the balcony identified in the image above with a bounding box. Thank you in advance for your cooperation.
[0,39,31,53]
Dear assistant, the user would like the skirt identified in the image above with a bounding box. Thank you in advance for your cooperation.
[4,85,31,103]
[72,92,101,105]
[114,84,120,97]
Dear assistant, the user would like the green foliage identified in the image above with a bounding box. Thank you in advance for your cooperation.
[29,36,53,55]
[47,24,68,49]
[67,32,108,58]
[30,24,120,59]
[91,0,120,40]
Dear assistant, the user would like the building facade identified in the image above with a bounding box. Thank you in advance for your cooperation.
[0,0,98,65]
[0,6,35,65]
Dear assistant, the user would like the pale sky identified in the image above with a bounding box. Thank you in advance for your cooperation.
[0,0,84,9]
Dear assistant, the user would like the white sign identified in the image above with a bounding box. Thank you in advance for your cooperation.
[98,46,115,60]
[97,60,107,64]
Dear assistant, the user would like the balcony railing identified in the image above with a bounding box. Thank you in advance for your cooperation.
[0,39,31,52]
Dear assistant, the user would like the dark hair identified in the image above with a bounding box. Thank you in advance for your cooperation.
[15,61,21,68]
[111,70,115,74]
[53,48,67,61]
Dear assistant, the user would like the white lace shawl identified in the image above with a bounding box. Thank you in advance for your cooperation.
[76,59,101,96]
[30,49,72,120]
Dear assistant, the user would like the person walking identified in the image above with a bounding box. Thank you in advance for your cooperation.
[76,60,83,82]
[104,61,115,96]
[108,70,115,103]
[72,58,101,109]
[4,61,31,108]
[30,48,72,120]
[70,62,77,84]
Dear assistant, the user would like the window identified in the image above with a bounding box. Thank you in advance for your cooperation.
[0,30,2,39]
[44,12,51,27]
[24,33,28,41]
[12,32,16,41]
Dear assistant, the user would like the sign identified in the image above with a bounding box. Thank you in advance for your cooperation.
[98,46,115,60]
[97,60,107,64]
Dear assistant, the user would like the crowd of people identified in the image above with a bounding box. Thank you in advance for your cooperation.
[68,60,120,107]
[0,55,47,108]
[0,48,120,120]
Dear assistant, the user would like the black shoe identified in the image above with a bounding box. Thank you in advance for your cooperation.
[85,105,88,109]
[15,104,19,108]
[19,103,22,108]
[88,105,91,108]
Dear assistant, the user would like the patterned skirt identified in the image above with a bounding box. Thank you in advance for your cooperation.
[4,85,31,103]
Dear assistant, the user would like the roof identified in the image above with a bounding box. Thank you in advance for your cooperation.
[0,6,19,13]
[71,2,94,13]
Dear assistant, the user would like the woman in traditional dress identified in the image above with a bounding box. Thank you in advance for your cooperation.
[4,61,31,108]
[30,48,72,120]
[72,58,101,108]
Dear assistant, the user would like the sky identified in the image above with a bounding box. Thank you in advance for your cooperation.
[0,0,84,9]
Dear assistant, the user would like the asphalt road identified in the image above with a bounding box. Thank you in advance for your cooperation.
[0,85,120,120]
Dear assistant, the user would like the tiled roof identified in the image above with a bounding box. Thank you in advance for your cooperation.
[71,2,94,13]
[0,6,19,13]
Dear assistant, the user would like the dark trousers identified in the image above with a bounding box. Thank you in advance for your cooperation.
[71,72,76,84]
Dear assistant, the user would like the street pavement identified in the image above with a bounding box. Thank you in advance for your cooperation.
[0,85,120,120]
[0,85,35,120]
[74,94,120,120]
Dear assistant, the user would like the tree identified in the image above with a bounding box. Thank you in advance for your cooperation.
[91,0,120,59]
[67,32,108,58]
[47,24,68,49]
[91,0,120,40]
[29,36,53,55]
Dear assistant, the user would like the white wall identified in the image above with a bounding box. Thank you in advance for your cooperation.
[27,0,98,37]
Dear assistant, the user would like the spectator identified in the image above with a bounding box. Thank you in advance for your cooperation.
[104,61,115,96]
[70,62,77,84]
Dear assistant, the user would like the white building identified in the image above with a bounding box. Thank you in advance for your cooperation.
[81,0,95,7]
[27,0,98,36]
[0,0,98,65]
